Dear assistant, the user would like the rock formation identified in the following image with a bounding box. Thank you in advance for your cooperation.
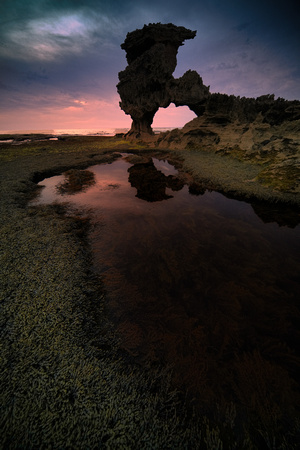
[154,93,300,190]
[156,93,300,150]
[117,23,209,137]
[128,159,184,202]
[117,23,300,195]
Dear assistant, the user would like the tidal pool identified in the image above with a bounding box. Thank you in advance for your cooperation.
[31,154,300,414]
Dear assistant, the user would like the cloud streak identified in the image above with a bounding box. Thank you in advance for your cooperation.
[0,0,299,130]
[0,10,123,62]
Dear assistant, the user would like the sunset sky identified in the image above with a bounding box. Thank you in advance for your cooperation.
[0,0,299,132]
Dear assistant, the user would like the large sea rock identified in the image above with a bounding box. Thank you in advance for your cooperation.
[117,23,300,194]
[117,23,209,137]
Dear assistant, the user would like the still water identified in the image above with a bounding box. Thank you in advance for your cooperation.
[32,154,300,412]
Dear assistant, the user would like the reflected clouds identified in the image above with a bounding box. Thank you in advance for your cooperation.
[29,154,300,412]
[32,155,300,228]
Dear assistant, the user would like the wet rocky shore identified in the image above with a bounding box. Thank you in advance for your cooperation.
[1,135,299,449]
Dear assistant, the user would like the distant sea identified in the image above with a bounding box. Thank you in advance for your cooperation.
[0,127,178,136]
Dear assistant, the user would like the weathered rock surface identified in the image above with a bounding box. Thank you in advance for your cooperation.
[156,94,300,151]
[155,94,300,193]
[117,23,300,194]
[117,23,209,137]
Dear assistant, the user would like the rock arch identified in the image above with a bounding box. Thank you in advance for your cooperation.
[152,104,197,129]
[117,23,210,138]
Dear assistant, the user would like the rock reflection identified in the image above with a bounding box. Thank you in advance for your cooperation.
[128,159,184,202]
[188,182,207,196]
[30,155,300,434]
[251,201,300,228]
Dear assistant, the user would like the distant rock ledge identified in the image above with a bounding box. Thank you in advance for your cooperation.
[117,23,300,194]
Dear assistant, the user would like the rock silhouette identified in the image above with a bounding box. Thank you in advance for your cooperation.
[117,23,209,137]
[118,23,300,139]
[128,159,184,202]
[118,23,300,195]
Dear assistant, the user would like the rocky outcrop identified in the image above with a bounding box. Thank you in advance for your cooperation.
[117,23,300,194]
[117,23,299,140]
[117,23,209,137]
[155,94,300,193]
[156,94,300,150]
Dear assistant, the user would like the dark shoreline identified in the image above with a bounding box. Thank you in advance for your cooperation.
[1,135,299,448]
[1,133,300,205]
[0,137,203,448]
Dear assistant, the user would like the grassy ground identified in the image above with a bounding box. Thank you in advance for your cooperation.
[168,148,300,206]
[0,135,299,448]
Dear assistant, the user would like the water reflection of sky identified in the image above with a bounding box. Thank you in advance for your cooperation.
[153,158,178,176]
[31,155,300,416]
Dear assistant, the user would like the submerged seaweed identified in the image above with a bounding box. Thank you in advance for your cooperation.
[56,169,96,194]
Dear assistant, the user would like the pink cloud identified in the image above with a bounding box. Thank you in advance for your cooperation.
[1,94,197,132]
[0,97,131,131]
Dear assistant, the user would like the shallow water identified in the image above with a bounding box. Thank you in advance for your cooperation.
[32,155,300,411]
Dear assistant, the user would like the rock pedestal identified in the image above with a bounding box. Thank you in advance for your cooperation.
[117,23,210,137]
[117,23,300,194]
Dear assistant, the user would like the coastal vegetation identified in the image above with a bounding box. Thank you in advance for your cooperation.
[0,135,299,448]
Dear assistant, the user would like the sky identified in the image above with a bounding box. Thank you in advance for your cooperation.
[0,0,299,131]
